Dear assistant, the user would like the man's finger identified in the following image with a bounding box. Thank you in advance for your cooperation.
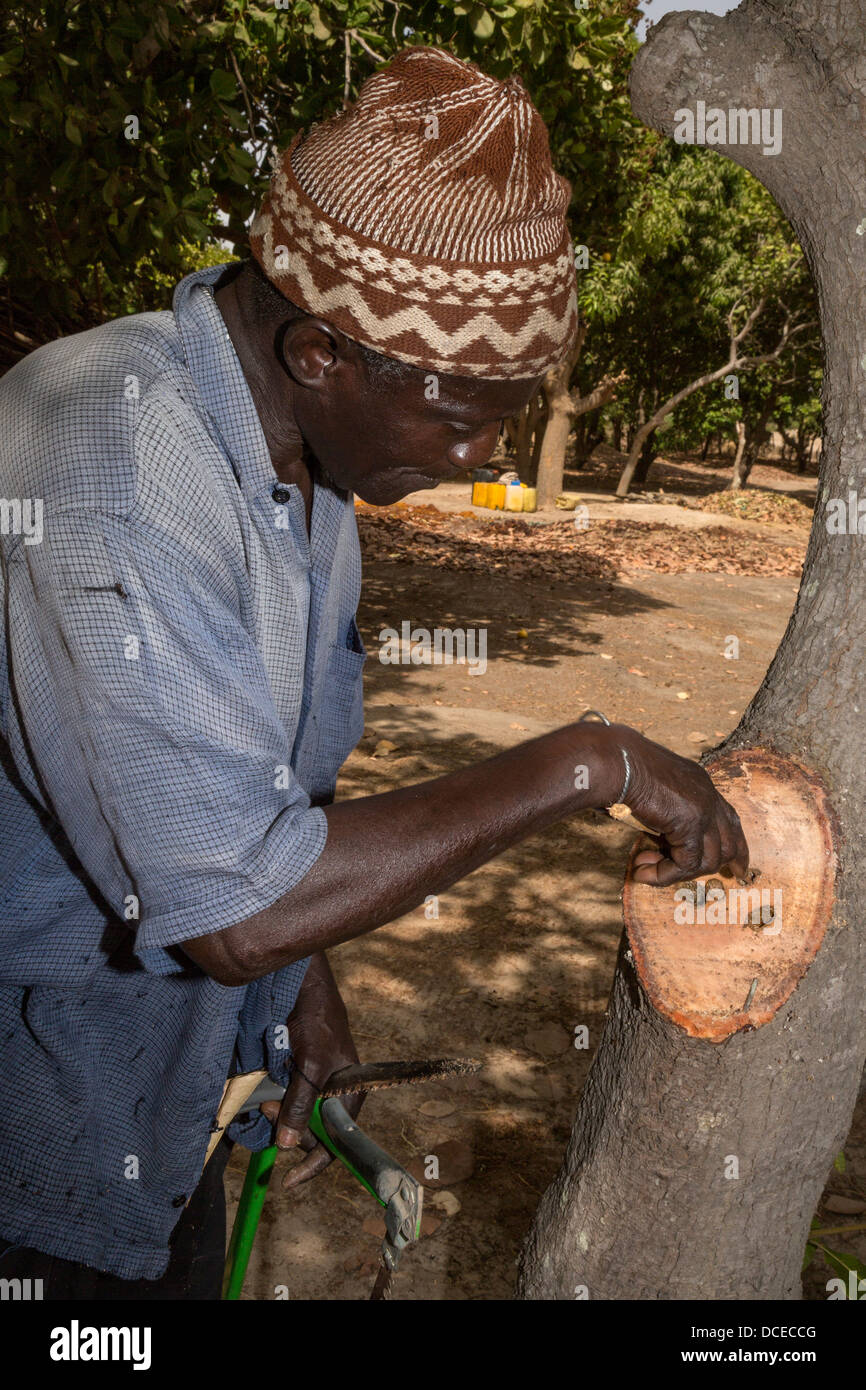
[281,1143,332,1190]
[722,834,750,880]
[727,821,751,880]
[633,847,664,869]
[274,1068,322,1149]
[697,826,722,879]
[633,835,704,886]
[632,856,683,886]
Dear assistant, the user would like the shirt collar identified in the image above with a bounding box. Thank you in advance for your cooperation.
[171,264,353,550]
[172,263,280,501]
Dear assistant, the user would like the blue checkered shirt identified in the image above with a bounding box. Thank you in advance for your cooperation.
[0,264,365,1278]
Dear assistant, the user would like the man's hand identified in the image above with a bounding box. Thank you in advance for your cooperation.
[605,724,749,887]
[259,951,362,1190]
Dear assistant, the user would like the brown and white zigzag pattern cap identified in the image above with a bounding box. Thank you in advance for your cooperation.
[249,46,578,380]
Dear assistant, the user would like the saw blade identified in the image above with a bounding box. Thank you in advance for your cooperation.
[320,1057,481,1099]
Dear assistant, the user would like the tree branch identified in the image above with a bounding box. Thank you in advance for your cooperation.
[347,29,383,64]
[228,47,256,143]
[573,369,628,417]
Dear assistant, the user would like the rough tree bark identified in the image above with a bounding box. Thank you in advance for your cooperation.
[519,0,866,1300]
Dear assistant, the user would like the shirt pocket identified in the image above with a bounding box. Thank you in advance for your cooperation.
[319,627,366,774]
[345,615,366,657]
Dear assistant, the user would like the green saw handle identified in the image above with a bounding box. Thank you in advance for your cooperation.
[222,1142,277,1300]
[223,1096,421,1299]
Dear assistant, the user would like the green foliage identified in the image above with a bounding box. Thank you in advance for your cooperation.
[579,138,820,455]
[803,1185,866,1299]
[0,0,640,359]
[803,1235,866,1295]
[0,0,823,448]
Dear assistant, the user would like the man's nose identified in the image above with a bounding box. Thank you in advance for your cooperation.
[447,422,502,471]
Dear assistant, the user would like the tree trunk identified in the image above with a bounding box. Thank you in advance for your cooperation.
[534,323,606,506]
[617,365,731,496]
[796,430,809,473]
[585,423,605,460]
[731,397,777,489]
[520,0,866,1300]
[729,418,748,488]
[535,386,573,508]
[730,447,753,490]
[729,416,759,490]
[627,388,645,453]
[572,411,605,468]
[617,308,801,498]
[572,412,587,466]
[506,393,544,482]
[796,426,816,474]
[535,345,577,508]
[535,347,624,507]
[630,428,658,488]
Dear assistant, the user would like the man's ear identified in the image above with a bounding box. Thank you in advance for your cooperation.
[280,317,355,389]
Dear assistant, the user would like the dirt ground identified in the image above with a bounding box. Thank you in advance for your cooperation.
[225,451,866,1301]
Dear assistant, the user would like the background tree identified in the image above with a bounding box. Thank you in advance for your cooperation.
[0,0,641,369]
[606,151,818,495]
[2,3,823,501]
[776,363,823,475]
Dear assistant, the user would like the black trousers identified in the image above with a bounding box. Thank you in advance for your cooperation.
[0,1139,231,1301]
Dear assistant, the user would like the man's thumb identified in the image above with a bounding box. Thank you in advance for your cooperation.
[273,1066,319,1148]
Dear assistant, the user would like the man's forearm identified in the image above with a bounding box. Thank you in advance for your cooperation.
[181,722,621,984]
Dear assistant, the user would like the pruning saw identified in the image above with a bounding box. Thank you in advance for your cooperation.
[221,1056,480,1300]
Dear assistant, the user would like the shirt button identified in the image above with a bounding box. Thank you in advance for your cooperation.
[172,1194,187,1207]
[272,484,292,504]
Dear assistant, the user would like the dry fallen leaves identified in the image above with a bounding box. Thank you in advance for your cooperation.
[683,488,814,530]
[371,739,398,758]
[356,504,805,581]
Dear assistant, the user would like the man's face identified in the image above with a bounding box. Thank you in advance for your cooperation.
[289,338,543,504]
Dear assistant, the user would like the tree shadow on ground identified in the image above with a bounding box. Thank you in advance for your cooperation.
[323,713,642,1298]
[358,560,672,679]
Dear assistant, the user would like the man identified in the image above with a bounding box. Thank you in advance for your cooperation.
[0,46,747,1298]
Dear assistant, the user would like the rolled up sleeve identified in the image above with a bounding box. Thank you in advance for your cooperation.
[5,510,327,973]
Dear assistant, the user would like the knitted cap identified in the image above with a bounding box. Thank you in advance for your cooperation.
[249,46,578,380]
